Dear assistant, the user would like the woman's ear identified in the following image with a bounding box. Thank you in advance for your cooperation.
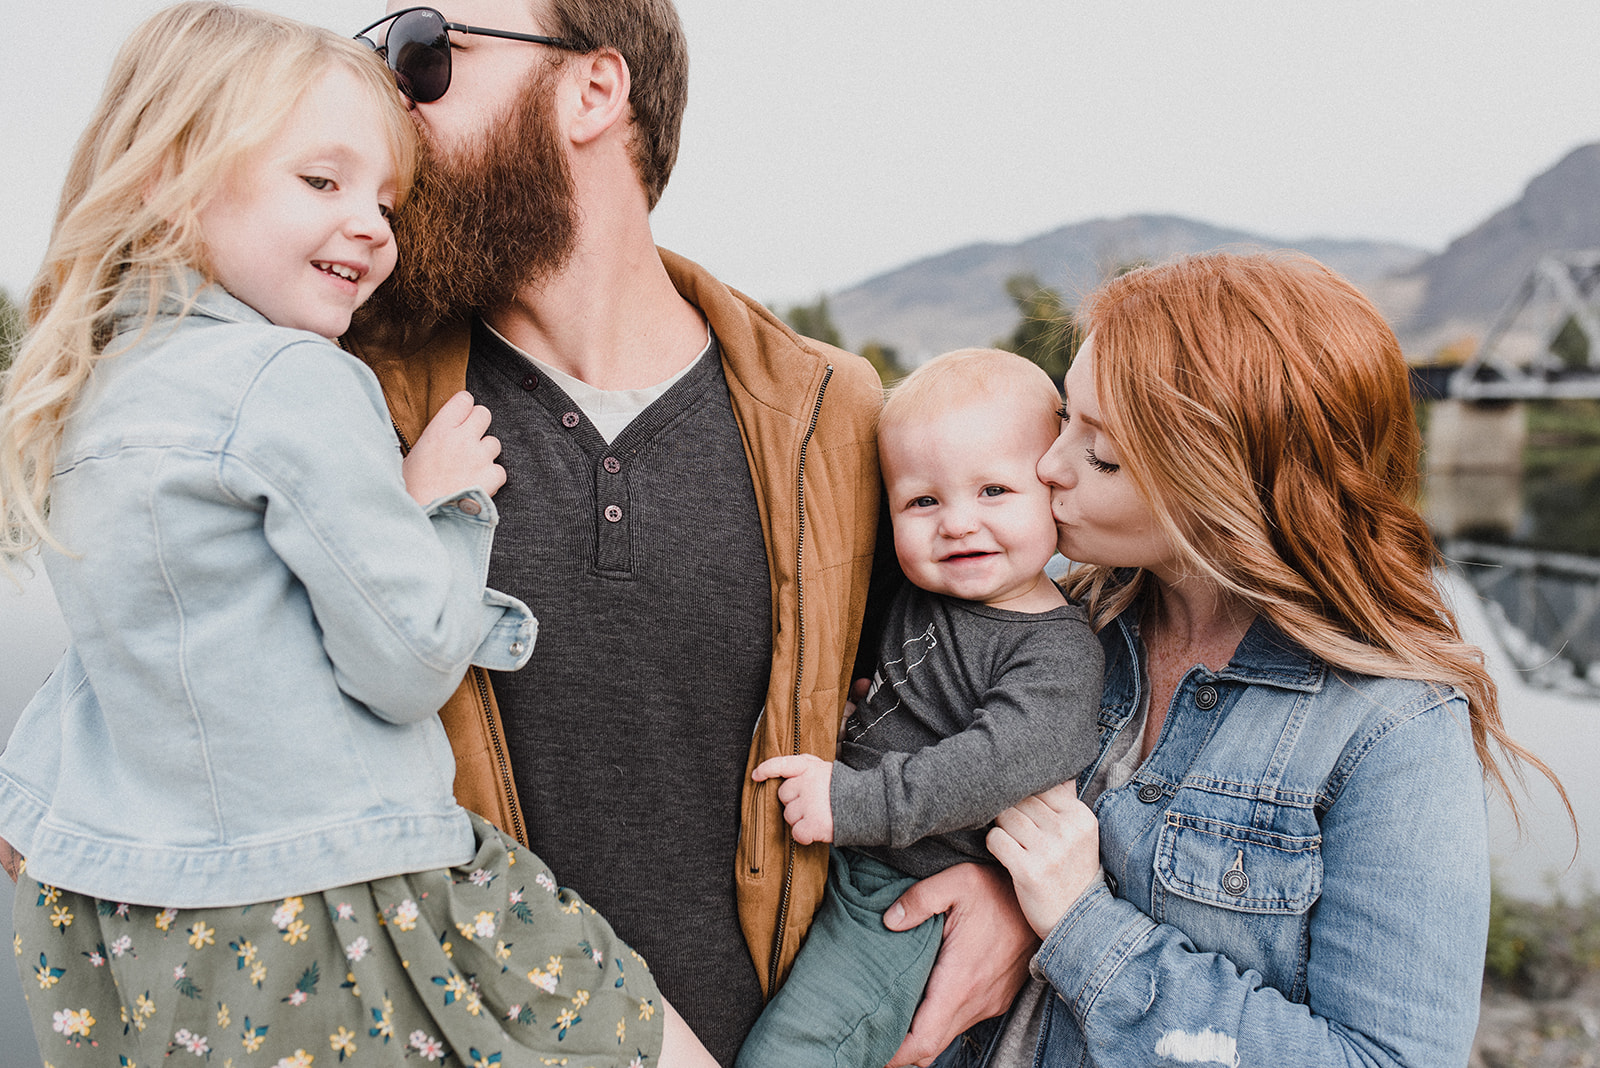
[565,47,630,145]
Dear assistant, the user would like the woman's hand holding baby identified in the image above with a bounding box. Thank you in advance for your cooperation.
[402,391,505,507]
[752,754,835,845]
[987,781,1102,939]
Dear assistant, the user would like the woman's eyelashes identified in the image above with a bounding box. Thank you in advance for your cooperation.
[1084,448,1119,474]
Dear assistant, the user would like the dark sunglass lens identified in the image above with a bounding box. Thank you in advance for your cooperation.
[389,10,451,103]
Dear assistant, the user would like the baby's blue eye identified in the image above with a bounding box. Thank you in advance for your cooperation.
[909,496,937,509]
[301,175,334,191]
[981,485,1008,497]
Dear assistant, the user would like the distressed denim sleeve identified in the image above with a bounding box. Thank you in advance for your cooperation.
[224,340,534,722]
[1031,699,1489,1067]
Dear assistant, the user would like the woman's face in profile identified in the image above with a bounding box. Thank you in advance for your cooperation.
[1038,336,1180,581]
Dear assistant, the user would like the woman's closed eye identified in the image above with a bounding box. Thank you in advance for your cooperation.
[1084,448,1119,474]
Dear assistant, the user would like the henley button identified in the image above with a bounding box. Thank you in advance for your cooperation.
[1136,783,1163,804]
[1195,684,1219,710]
[456,497,482,516]
[604,505,623,523]
[603,457,621,474]
[562,411,580,428]
[520,374,538,391]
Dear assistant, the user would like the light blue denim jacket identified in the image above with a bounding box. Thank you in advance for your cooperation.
[1023,607,1490,1066]
[0,280,535,907]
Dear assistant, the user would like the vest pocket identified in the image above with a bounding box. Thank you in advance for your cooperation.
[1155,813,1322,915]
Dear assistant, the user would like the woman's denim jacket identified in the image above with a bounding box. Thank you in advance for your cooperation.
[1023,609,1490,1066]
[0,282,534,907]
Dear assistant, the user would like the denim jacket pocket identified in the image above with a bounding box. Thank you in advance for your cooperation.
[1155,813,1323,914]
[1152,812,1324,1000]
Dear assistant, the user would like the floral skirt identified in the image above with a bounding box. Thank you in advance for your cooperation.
[13,813,664,1067]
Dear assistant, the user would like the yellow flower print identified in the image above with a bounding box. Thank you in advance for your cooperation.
[571,990,590,1009]
[39,885,61,906]
[454,921,477,942]
[136,992,157,1020]
[243,1031,266,1054]
[638,998,655,1021]
[616,1018,626,1043]
[545,955,563,978]
[559,898,582,916]
[216,1002,230,1028]
[271,1050,314,1068]
[392,899,419,932]
[330,1026,357,1059]
[235,939,257,965]
[188,922,215,950]
[154,908,178,932]
[528,968,556,993]
[51,1007,95,1038]
[283,919,311,945]
[495,941,513,965]
[249,960,268,987]
[50,905,74,930]
[13,932,20,956]
[553,1007,579,1039]
[271,897,304,932]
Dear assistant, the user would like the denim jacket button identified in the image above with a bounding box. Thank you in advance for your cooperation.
[1137,783,1163,804]
[1223,868,1250,896]
[1104,871,1119,896]
[455,497,482,516]
[1195,684,1219,710]
[509,641,525,656]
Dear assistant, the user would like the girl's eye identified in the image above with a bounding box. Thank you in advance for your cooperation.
[1084,448,1119,474]
[909,496,937,509]
[378,203,395,221]
[301,175,334,191]
[981,485,1008,497]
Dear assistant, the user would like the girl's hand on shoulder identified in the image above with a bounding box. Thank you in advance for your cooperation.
[402,391,505,506]
[987,781,1102,939]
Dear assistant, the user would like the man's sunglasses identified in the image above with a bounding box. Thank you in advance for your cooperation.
[355,6,584,104]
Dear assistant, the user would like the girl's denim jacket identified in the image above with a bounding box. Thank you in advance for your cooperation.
[1024,609,1490,1066]
[0,282,534,907]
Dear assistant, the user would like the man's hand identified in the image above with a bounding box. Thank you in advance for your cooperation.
[883,863,1037,1067]
[402,391,505,506]
[0,835,22,882]
[751,754,835,845]
[988,781,1101,939]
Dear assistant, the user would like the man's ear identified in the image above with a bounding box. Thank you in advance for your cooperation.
[566,47,630,145]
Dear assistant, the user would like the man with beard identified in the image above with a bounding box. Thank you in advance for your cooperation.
[345,2,1038,1063]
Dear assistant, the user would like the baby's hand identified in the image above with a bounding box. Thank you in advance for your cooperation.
[752,754,835,845]
[402,391,505,506]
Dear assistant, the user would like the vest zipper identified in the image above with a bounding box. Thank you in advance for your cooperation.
[394,418,525,848]
[768,364,833,995]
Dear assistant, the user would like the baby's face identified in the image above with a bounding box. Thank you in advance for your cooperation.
[880,393,1060,609]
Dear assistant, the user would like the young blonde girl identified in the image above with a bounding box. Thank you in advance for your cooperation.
[0,5,712,1065]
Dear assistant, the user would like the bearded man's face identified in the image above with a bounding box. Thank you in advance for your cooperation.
[355,64,579,333]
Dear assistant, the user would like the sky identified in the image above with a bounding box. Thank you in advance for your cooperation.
[6,0,1600,311]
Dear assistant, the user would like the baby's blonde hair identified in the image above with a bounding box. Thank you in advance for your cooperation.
[879,348,1060,450]
[0,2,415,559]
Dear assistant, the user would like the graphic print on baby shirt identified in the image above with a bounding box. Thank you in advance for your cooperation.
[847,622,939,742]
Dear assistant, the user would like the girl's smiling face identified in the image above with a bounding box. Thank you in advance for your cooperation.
[195,64,399,338]
[1038,335,1182,583]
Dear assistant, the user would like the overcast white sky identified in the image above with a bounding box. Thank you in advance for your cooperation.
[6,1,1600,308]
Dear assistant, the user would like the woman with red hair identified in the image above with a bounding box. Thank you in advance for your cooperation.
[975,253,1565,1066]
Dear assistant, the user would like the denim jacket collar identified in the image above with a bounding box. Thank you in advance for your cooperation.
[1100,607,1327,733]
[109,269,270,338]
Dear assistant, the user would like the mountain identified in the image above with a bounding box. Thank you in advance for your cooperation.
[827,214,1429,364]
[1385,143,1600,354]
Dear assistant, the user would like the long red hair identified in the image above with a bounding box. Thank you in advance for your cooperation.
[1065,252,1566,822]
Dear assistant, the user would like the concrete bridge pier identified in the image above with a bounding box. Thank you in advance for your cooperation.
[1422,400,1526,540]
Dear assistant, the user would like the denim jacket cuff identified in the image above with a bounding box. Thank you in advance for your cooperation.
[474,589,537,671]
[1032,878,1159,1014]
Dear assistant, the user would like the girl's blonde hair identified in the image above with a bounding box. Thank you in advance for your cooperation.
[1064,252,1567,821]
[0,2,415,558]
